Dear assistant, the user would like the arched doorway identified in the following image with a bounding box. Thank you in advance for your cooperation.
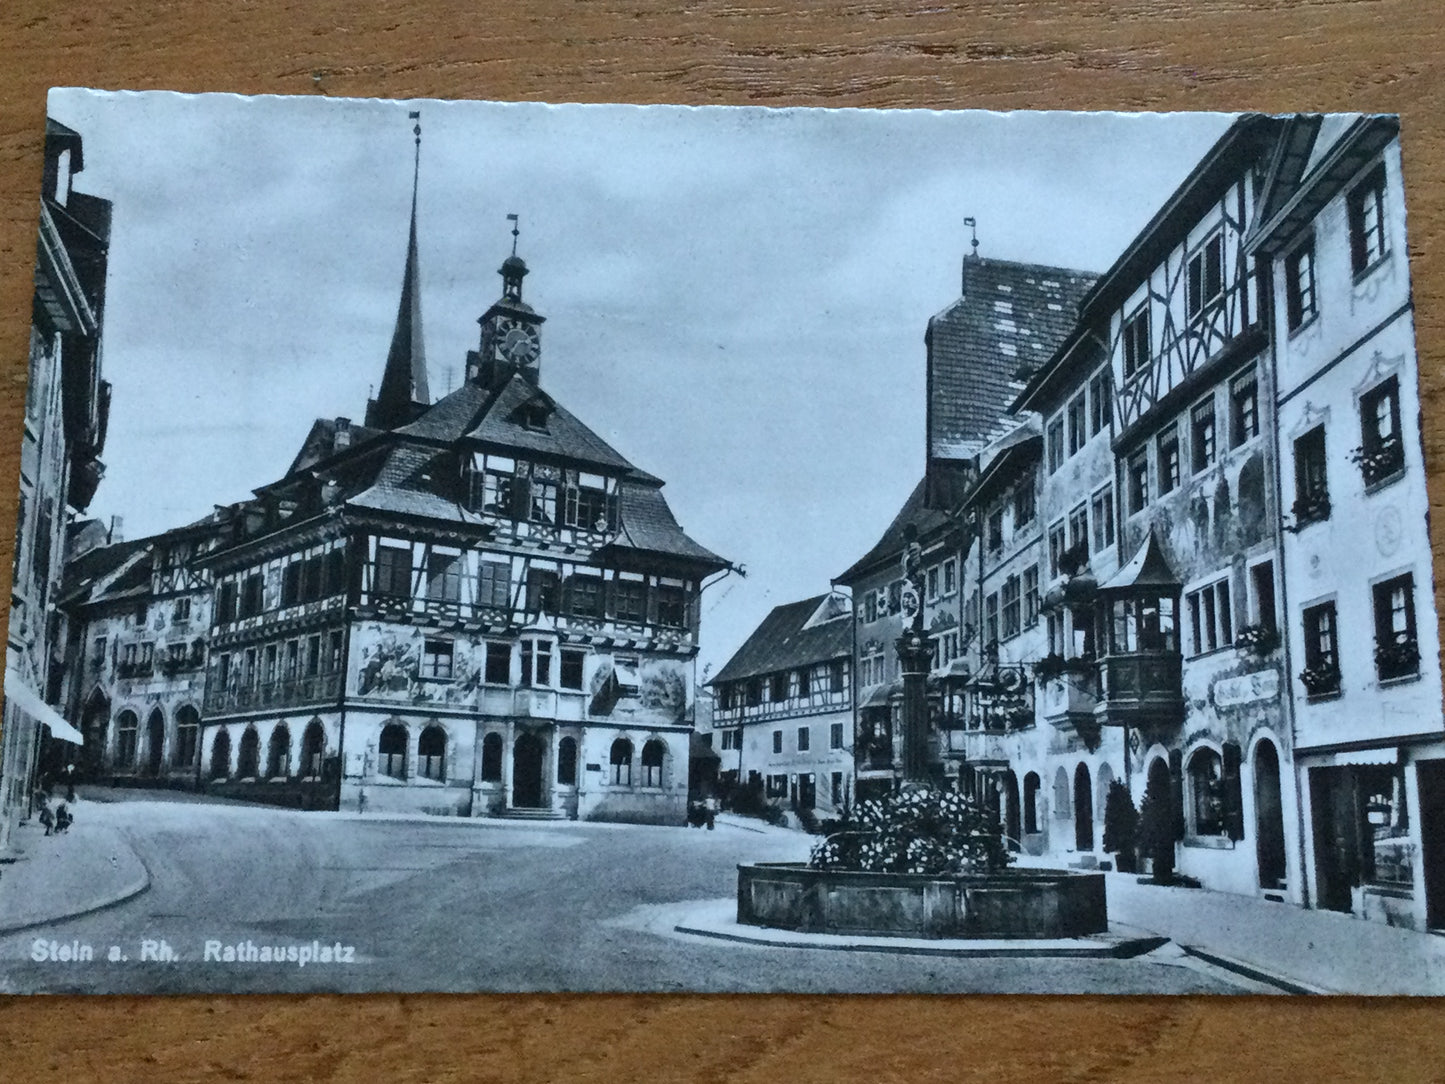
[557,736,577,786]
[512,732,545,808]
[145,708,165,776]
[237,726,260,779]
[1002,770,1021,851]
[210,729,232,780]
[480,732,503,782]
[1074,762,1094,851]
[301,720,326,780]
[1254,738,1288,890]
[81,690,110,777]
[174,706,200,770]
[266,723,291,780]
[1023,772,1041,836]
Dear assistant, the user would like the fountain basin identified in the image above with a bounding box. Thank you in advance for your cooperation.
[737,862,1107,939]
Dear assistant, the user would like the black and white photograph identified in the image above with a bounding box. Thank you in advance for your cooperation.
[1,90,1441,995]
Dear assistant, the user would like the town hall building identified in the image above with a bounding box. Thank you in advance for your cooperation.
[65,121,729,825]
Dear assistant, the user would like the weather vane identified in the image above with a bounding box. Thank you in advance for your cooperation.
[964,215,979,256]
[507,213,520,256]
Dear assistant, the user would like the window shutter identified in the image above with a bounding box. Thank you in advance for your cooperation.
[1222,741,1244,842]
[646,582,659,626]
[685,587,699,632]
[1168,749,1185,841]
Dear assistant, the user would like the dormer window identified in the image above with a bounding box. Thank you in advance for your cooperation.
[511,392,556,432]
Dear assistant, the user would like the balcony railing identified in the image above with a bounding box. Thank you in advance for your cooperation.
[204,672,342,714]
[1095,652,1183,725]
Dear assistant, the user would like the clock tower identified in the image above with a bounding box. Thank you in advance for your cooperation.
[475,217,545,388]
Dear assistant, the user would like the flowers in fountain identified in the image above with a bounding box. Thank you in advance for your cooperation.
[808,786,1013,876]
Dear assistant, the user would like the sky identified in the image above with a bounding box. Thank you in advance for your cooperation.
[45,89,1233,675]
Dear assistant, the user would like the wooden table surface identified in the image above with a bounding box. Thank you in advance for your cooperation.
[2,2,1444,1080]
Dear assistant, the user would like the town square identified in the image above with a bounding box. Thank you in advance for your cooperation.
[2,92,1443,995]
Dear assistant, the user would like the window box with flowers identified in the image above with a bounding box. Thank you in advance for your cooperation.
[1289,493,1331,530]
[1298,664,1342,699]
[1032,652,1097,683]
[1375,637,1420,682]
[1234,623,1280,658]
[1350,436,1405,488]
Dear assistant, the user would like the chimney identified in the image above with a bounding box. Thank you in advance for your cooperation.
[108,515,124,544]
[333,417,352,451]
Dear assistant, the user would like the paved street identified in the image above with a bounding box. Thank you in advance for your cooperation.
[0,794,1253,994]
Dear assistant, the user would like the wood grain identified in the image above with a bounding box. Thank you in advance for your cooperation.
[3,2,1445,1079]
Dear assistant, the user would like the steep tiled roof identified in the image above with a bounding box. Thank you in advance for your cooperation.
[711,594,852,685]
[58,537,148,606]
[602,482,727,571]
[346,444,484,525]
[834,476,951,585]
[286,417,384,476]
[466,375,636,472]
[927,257,1096,462]
[393,381,494,443]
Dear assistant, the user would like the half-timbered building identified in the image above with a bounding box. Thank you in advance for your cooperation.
[56,516,221,787]
[1079,114,1300,899]
[710,593,854,818]
[192,153,727,822]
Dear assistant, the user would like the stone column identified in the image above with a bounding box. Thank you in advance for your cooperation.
[896,626,934,786]
[547,725,559,811]
[503,719,515,809]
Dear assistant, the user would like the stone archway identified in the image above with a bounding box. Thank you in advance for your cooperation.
[512,732,546,808]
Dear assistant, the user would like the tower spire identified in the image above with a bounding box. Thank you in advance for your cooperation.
[365,111,431,430]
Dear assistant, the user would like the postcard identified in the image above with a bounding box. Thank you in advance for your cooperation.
[1,90,1439,994]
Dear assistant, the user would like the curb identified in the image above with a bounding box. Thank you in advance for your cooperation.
[0,867,151,937]
[673,922,1169,959]
[0,830,153,937]
[1179,945,1332,995]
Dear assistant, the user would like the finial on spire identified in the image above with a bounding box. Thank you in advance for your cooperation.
[964,215,979,258]
[507,212,520,257]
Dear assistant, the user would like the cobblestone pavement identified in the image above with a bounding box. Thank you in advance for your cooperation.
[0,796,1251,994]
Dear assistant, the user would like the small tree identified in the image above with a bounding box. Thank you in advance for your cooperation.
[1101,780,1139,873]
[1137,773,1177,884]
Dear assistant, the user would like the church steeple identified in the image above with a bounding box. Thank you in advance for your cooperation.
[365,111,431,430]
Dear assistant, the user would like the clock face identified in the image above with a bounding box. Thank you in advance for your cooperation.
[496,319,540,365]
